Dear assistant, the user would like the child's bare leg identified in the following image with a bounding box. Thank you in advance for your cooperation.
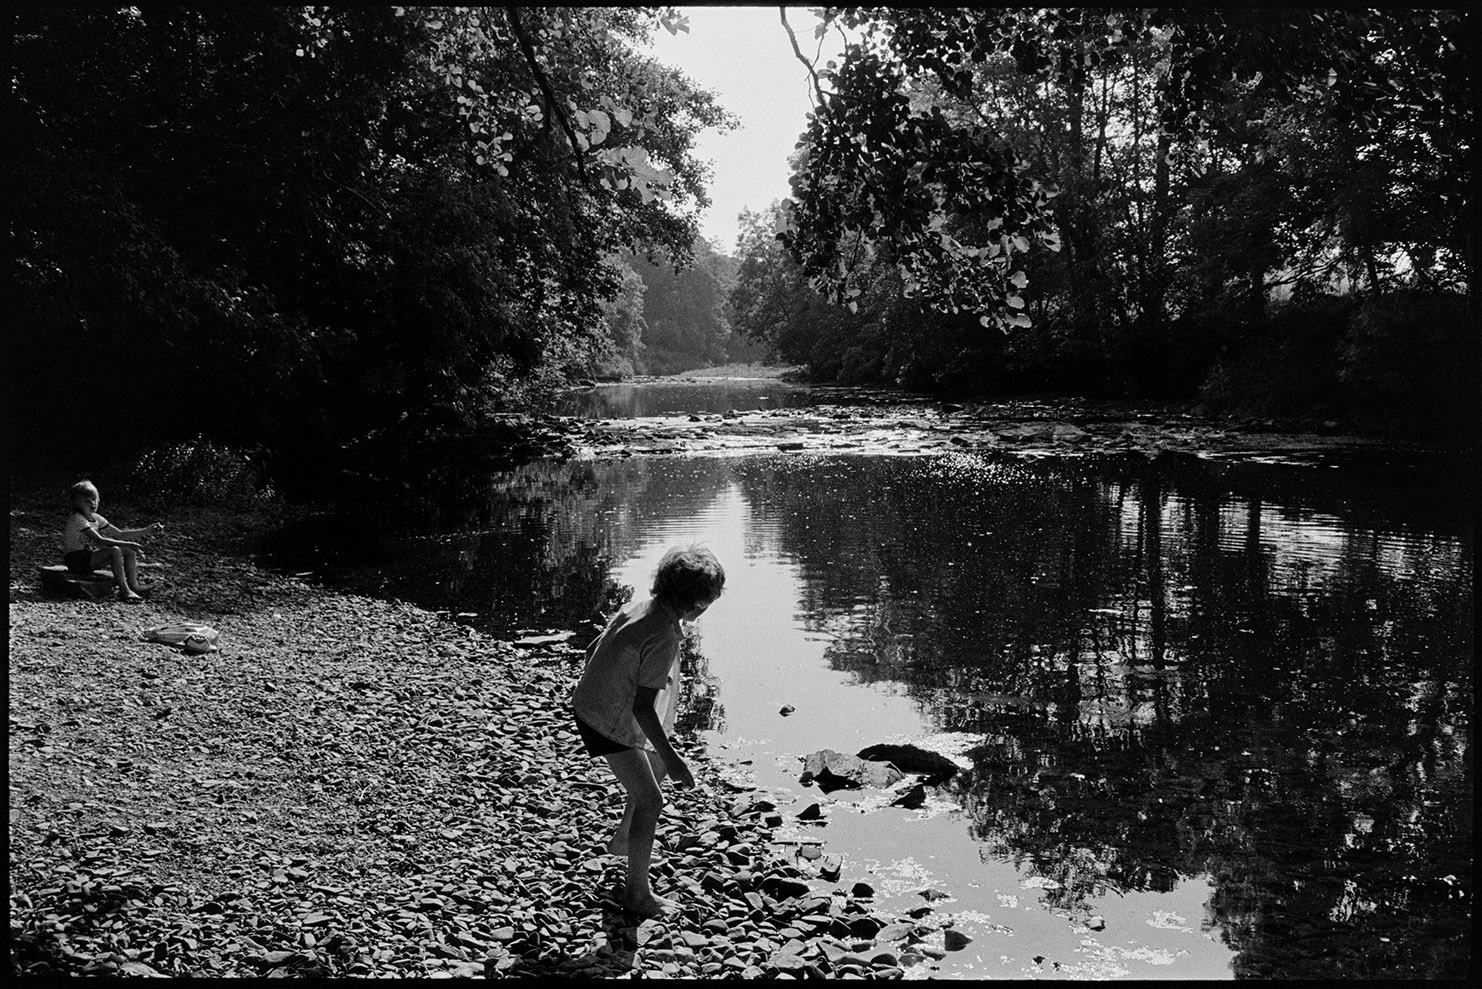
[603,748,674,916]
[607,749,667,856]
[122,546,143,593]
[100,548,141,601]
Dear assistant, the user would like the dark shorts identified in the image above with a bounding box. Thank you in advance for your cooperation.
[64,550,98,574]
[574,712,631,757]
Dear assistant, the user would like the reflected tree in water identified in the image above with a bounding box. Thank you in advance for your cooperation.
[675,631,726,738]
[734,452,1471,979]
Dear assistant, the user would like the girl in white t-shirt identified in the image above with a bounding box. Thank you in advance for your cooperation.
[571,545,726,918]
[62,479,163,602]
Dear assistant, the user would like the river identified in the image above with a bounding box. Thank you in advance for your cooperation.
[267,379,1473,980]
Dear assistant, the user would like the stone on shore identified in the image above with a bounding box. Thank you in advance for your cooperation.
[9,486,925,981]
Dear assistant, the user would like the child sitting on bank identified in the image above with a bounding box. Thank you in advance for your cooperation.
[571,545,726,918]
[62,479,164,603]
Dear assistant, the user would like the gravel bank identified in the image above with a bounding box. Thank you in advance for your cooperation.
[9,488,933,978]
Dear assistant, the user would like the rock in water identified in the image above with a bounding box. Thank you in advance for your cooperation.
[798,750,903,791]
[856,743,959,780]
[889,784,927,809]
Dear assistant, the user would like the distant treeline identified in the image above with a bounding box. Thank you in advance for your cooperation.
[732,9,1474,438]
[591,239,765,380]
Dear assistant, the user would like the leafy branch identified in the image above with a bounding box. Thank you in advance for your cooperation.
[505,6,590,185]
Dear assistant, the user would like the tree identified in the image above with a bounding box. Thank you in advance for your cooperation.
[783,7,1471,328]
[587,258,648,380]
[731,203,854,372]
[628,236,737,374]
[8,6,735,465]
[763,7,1471,425]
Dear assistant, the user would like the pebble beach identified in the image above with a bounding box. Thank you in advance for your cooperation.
[9,487,943,978]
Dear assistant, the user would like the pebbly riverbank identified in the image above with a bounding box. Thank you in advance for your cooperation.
[9,487,950,978]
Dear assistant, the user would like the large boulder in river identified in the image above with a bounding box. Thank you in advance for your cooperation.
[856,743,960,780]
[799,749,903,792]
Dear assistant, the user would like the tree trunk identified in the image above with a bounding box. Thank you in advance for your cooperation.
[1149,131,1171,322]
[1061,40,1100,362]
[1364,250,1385,296]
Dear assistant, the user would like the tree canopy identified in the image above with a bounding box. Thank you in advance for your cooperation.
[10,5,733,465]
[782,7,1472,326]
[742,6,1473,428]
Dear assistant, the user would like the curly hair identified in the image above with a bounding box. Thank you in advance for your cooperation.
[651,545,726,610]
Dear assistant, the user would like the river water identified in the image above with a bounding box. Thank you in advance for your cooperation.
[269,381,1473,979]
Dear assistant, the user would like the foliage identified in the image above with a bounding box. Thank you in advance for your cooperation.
[788,8,1471,316]
[731,204,853,370]
[780,10,1062,330]
[1336,292,1476,434]
[742,6,1472,424]
[1196,299,1354,419]
[585,257,649,380]
[626,237,740,374]
[8,6,733,471]
[127,439,273,509]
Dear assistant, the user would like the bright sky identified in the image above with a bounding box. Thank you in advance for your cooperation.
[642,6,844,255]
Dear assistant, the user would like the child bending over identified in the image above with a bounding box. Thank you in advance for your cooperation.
[62,479,163,603]
[571,545,726,917]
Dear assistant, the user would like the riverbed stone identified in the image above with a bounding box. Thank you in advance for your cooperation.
[878,923,914,942]
[889,784,928,809]
[856,743,961,779]
[799,750,904,791]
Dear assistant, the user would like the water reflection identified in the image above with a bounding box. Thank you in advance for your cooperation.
[267,449,1472,979]
[733,453,1471,979]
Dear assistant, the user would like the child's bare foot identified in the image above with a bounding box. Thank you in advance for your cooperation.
[622,892,678,918]
[119,590,144,603]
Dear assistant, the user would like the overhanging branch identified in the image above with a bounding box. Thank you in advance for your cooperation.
[780,7,828,116]
[506,6,590,184]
